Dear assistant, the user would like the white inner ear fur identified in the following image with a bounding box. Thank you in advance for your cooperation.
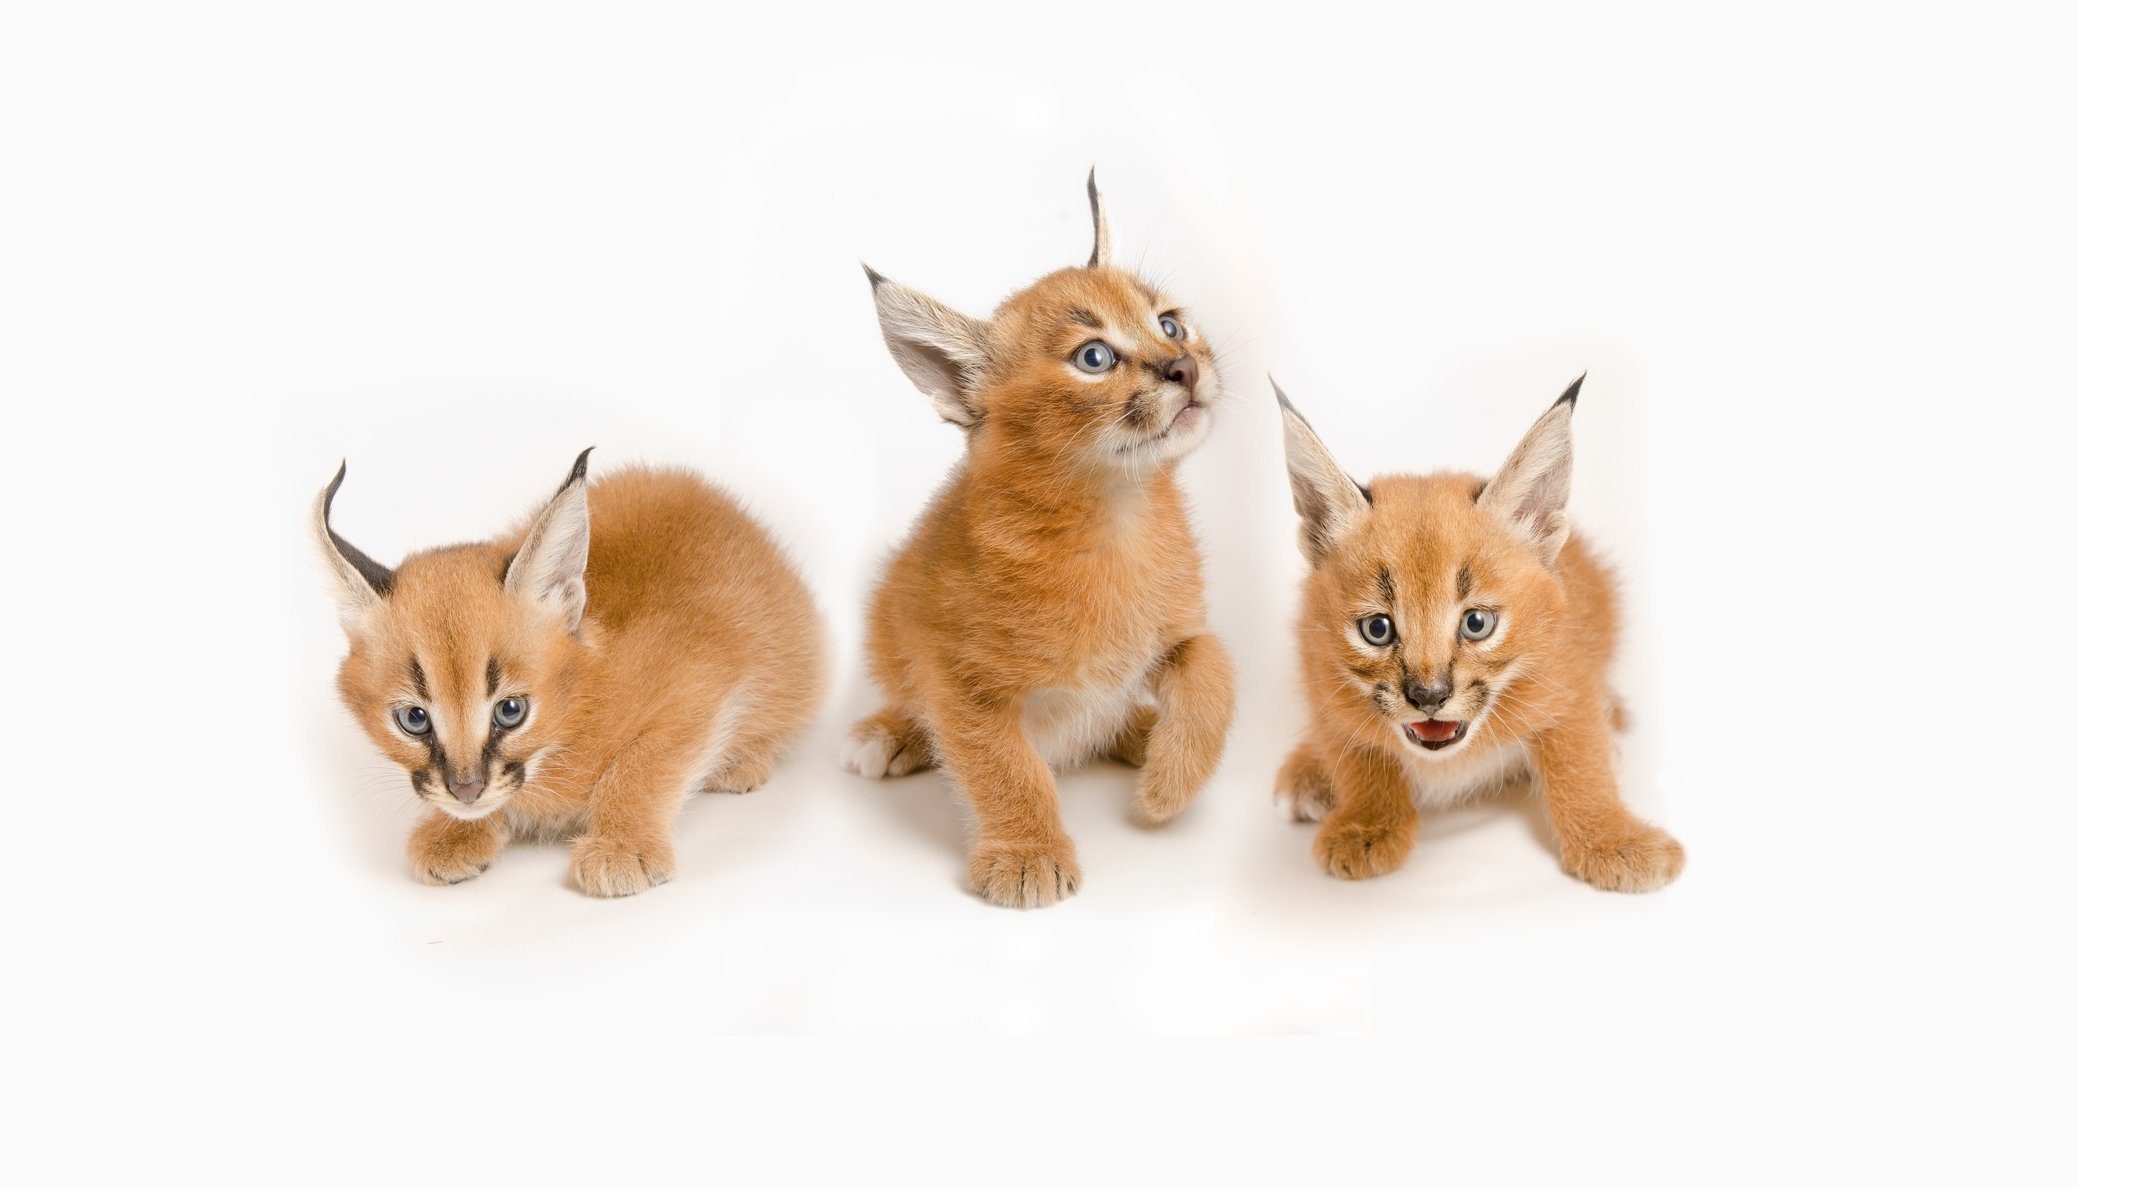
[1479,402,1575,566]
[505,479,592,631]
[1278,398,1370,567]
[869,277,992,428]
[314,476,388,638]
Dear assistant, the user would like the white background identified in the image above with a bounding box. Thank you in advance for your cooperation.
[0,0,2113,1189]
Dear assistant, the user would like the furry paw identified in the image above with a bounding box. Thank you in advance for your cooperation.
[701,756,774,794]
[1273,753,1335,823]
[407,815,500,886]
[1129,777,1195,828]
[1313,820,1415,881]
[966,839,1082,909]
[839,712,933,779]
[569,836,676,898]
[1561,824,1685,893]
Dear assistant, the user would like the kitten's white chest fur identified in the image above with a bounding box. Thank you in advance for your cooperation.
[1401,737,1533,809]
[1020,632,1161,768]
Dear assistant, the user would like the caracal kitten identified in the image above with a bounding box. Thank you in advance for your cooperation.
[842,173,1236,908]
[1274,377,1685,891]
[317,451,826,897]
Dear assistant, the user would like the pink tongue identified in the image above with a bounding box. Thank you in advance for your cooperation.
[1410,720,1460,742]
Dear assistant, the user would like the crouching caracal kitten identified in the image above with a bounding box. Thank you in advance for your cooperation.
[1274,377,1684,892]
[842,173,1237,908]
[316,451,826,897]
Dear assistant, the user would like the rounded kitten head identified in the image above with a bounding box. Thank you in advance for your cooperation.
[982,266,1220,472]
[334,547,588,820]
[1303,474,1567,761]
[863,173,1220,475]
[316,452,596,820]
[1278,380,1584,761]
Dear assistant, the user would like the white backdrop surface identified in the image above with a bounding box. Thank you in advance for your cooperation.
[0,0,2102,1188]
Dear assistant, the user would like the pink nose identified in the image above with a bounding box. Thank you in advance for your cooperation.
[448,775,486,804]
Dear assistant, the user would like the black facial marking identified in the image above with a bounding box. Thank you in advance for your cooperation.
[409,658,429,702]
[1067,307,1103,330]
[321,463,395,597]
[1457,566,1474,601]
[486,657,501,696]
[1376,567,1397,611]
[1136,358,1167,383]
[1349,661,1377,681]
[503,760,526,787]
[410,768,433,795]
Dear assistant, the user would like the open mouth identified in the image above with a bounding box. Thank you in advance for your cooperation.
[1403,719,1468,752]
[1157,400,1203,438]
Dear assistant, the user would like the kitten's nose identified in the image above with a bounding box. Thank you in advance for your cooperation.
[1163,355,1198,395]
[448,772,486,804]
[1405,679,1453,713]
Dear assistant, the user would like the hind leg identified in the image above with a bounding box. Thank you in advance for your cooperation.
[839,706,935,779]
[1274,743,1336,822]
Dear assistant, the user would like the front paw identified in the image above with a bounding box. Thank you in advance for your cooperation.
[967,839,1082,909]
[1561,824,1685,893]
[1313,819,1415,881]
[569,835,676,898]
[407,816,499,886]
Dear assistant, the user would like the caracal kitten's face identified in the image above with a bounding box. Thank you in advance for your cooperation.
[317,456,595,821]
[1282,379,1584,761]
[982,267,1219,472]
[1308,473,1564,759]
[864,172,1219,474]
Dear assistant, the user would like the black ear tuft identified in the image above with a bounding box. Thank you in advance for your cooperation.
[1269,375,1303,420]
[557,447,593,496]
[1555,372,1587,408]
[862,262,887,288]
[321,460,394,597]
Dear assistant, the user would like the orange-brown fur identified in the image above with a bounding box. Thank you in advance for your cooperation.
[317,455,826,897]
[1274,380,1684,891]
[843,175,1236,907]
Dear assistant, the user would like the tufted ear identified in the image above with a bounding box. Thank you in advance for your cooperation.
[1085,167,1112,268]
[1274,379,1372,567]
[1478,374,1583,566]
[504,448,594,632]
[314,462,393,636]
[863,265,992,429]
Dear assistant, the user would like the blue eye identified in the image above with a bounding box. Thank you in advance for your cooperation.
[1159,314,1183,340]
[493,696,529,729]
[1358,615,1395,646]
[1074,341,1117,373]
[1460,609,1497,641]
[393,706,431,736]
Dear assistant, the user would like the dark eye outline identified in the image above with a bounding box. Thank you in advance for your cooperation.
[1158,313,1184,340]
[1072,341,1118,373]
[1357,614,1396,646]
[393,706,431,737]
[1459,609,1498,641]
[493,696,530,729]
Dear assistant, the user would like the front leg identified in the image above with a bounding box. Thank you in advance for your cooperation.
[1533,708,1685,893]
[568,722,697,898]
[1312,739,1418,880]
[927,690,1081,909]
[407,809,508,885]
[1130,633,1237,827]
